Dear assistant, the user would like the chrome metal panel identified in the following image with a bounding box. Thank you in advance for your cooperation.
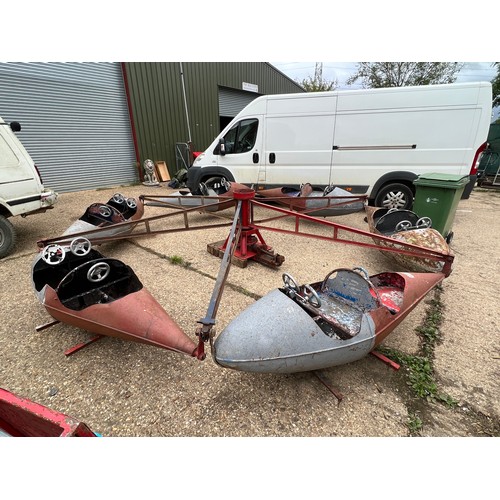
[213,289,376,373]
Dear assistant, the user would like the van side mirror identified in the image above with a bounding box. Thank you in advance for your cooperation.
[218,137,226,156]
[10,121,21,132]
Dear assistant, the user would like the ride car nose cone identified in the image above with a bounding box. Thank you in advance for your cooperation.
[213,289,332,373]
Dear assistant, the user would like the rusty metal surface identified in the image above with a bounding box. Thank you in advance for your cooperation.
[195,200,243,360]
[364,206,453,273]
[59,195,144,243]
[2,183,498,441]
[42,279,197,356]
[213,288,377,373]
[37,200,234,249]
[144,192,234,212]
[214,269,443,373]
[31,245,198,357]
[256,184,367,216]
[388,229,451,272]
[36,189,454,278]
[313,371,344,402]
[0,387,97,437]
[371,271,445,347]
[252,199,454,276]
[206,188,285,269]
[33,187,451,370]
[143,180,248,212]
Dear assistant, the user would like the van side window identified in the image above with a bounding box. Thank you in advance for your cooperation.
[0,134,20,167]
[220,119,258,155]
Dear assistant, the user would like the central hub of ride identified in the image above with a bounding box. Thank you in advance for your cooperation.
[232,188,256,200]
[206,187,285,268]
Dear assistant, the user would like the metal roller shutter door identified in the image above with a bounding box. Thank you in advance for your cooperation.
[0,62,137,193]
[218,86,260,117]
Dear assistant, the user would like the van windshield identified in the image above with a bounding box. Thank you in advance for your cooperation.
[221,118,258,154]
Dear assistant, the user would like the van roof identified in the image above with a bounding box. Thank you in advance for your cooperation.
[259,81,492,101]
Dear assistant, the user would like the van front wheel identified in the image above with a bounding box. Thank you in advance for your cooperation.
[0,215,17,258]
[374,183,414,210]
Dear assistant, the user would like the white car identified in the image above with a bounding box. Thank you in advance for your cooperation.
[0,117,57,257]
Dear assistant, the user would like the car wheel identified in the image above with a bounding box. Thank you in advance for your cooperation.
[196,175,225,195]
[374,183,414,210]
[0,215,17,258]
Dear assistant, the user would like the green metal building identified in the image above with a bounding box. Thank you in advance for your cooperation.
[124,62,305,178]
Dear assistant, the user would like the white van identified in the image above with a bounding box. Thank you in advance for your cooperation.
[0,116,57,257]
[187,82,492,209]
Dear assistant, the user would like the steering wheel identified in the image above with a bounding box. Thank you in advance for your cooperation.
[220,177,230,191]
[353,266,370,279]
[282,273,299,293]
[239,137,253,152]
[41,244,66,265]
[98,205,113,217]
[395,220,412,231]
[199,182,209,196]
[126,198,137,209]
[416,216,432,228]
[70,237,91,257]
[302,285,322,308]
[112,193,125,204]
[87,262,110,283]
[323,185,334,196]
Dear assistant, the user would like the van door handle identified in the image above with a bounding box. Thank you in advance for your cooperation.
[253,152,259,164]
[269,153,276,164]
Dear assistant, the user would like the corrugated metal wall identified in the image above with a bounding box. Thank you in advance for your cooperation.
[124,62,304,176]
[0,62,137,193]
[218,86,260,117]
[124,62,189,177]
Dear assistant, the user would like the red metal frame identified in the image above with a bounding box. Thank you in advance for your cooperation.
[208,189,454,276]
[37,189,454,276]
[64,335,103,356]
[36,189,454,277]
[208,189,284,267]
[35,187,454,361]
[251,198,453,271]
[0,387,97,437]
[371,351,401,370]
[121,62,142,179]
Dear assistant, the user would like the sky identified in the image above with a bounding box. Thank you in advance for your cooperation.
[269,62,497,90]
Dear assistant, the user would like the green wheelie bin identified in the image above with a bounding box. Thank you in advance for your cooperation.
[413,173,469,244]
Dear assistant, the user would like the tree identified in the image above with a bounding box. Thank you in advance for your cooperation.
[491,62,500,108]
[346,62,464,88]
[298,62,337,92]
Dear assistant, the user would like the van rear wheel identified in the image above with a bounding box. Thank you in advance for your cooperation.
[374,183,414,210]
[0,215,17,258]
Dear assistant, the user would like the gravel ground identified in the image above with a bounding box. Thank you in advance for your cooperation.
[1,184,498,441]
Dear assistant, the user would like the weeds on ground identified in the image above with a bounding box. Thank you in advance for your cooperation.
[378,347,456,406]
[167,255,191,267]
[160,251,261,300]
[377,286,457,433]
[416,293,444,358]
[407,413,423,435]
